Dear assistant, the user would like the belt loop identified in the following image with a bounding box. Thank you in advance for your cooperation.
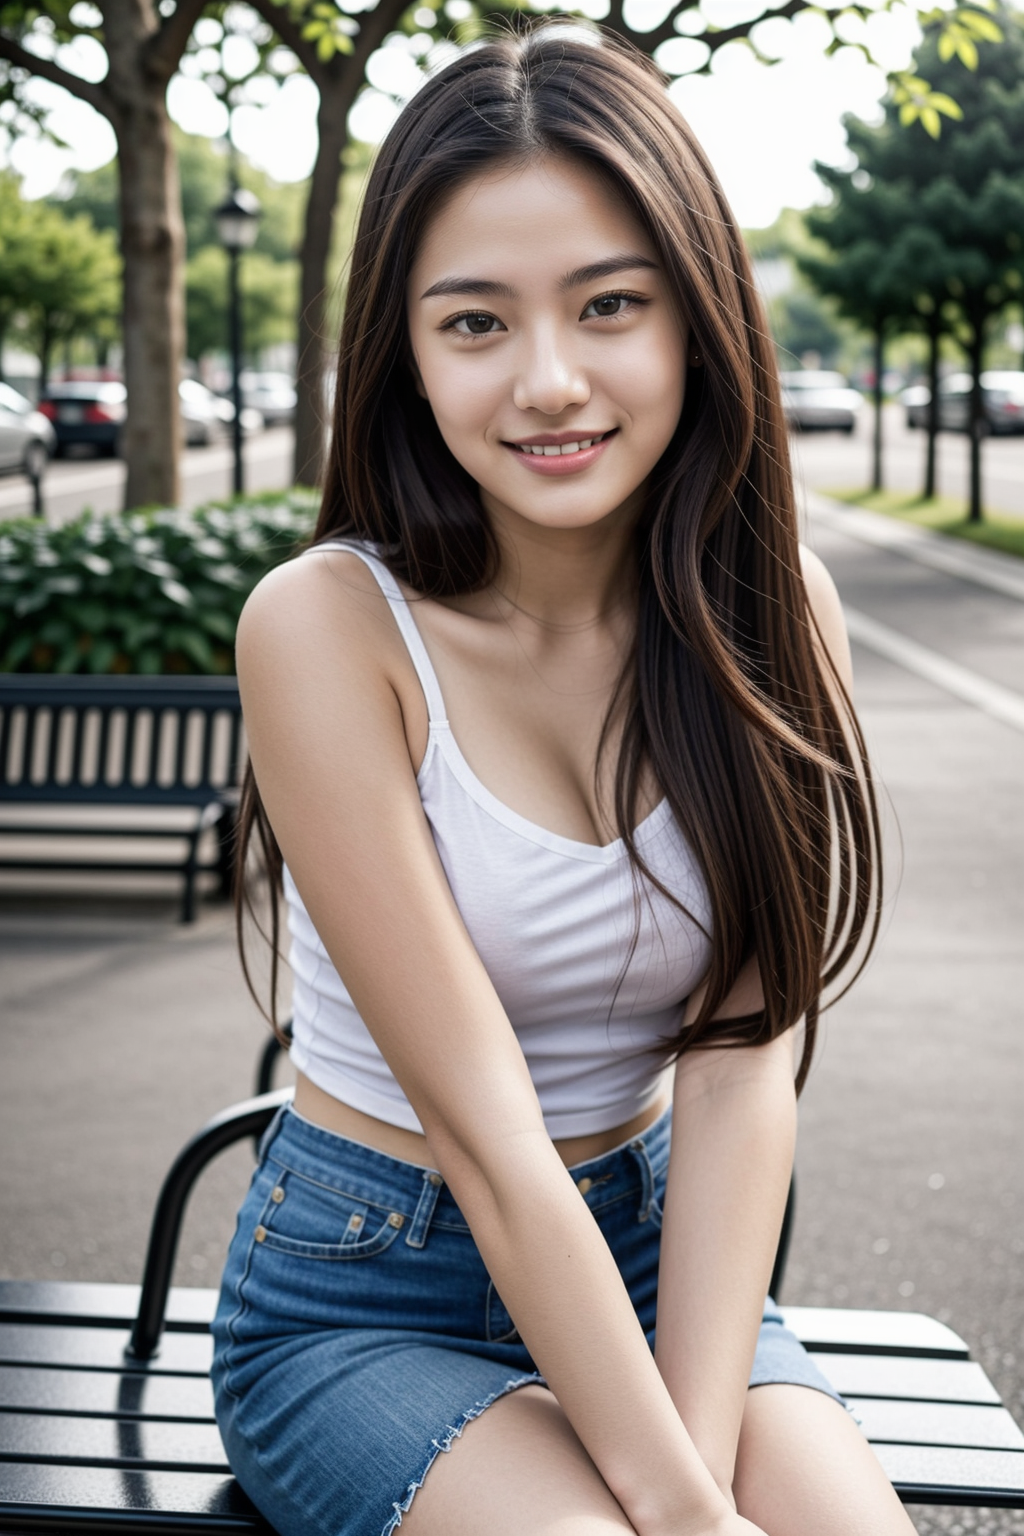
[405,1168,444,1249]
[627,1136,657,1223]
[256,1103,288,1165]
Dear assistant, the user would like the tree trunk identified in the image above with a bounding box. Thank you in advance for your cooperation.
[871,325,884,494]
[923,312,941,501]
[111,91,185,509]
[967,308,986,524]
[292,100,350,488]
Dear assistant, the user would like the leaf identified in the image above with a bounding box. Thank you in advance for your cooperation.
[929,92,963,120]
[899,101,917,126]
[317,30,336,60]
[937,30,956,60]
[921,106,941,138]
[159,578,194,608]
[954,34,978,69]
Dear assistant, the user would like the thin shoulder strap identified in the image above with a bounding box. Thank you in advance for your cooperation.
[309,540,448,724]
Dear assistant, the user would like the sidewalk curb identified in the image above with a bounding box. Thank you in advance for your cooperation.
[804,491,1024,605]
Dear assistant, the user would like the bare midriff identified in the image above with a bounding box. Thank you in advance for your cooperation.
[293,1069,670,1171]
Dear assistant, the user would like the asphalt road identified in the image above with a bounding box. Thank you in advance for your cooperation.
[0,426,297,524]
[793,404,1024,519]
[0,472,1022,1533]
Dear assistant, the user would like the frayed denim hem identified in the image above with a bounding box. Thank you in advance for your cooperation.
[380,1372,543,1536]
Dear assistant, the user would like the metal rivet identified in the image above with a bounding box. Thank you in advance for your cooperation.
[387,1212,405,1229]
[349,1213,364,1229]
[577,1177,593,1196]
[254,1225,267,1243]
[271,1186,285,1203]
[428,1173,443,1188]
[629,1140,643,1151]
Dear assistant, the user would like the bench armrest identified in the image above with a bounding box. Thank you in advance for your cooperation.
[128,1087,293,1361]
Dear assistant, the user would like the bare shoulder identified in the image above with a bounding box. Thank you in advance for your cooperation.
[237,546,401,675]
[798,543,853,693]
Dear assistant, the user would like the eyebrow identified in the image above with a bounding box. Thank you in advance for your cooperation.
[419,253,658,302]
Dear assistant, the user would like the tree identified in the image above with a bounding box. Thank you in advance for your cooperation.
[0,175,120,383]
[0,0,213,508]
[800,7,1024,520]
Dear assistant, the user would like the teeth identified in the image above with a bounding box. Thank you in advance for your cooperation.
[521,434,603,456]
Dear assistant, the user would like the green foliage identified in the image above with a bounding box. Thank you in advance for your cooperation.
[0,490,318,675]
[0,174,120,379]
[186,244,300,361]
[802,7,1024,334]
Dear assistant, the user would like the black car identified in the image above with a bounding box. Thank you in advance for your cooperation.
[37,380,127,457]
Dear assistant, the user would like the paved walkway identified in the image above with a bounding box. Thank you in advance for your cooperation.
[1,492,1022,1533]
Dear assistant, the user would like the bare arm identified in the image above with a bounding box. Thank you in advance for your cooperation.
[655,547,854,1496]
[236,553,752,1536]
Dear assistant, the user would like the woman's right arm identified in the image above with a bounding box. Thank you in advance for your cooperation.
[236,554,756,1536]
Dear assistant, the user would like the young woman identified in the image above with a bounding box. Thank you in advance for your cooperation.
[212,25,915,1536]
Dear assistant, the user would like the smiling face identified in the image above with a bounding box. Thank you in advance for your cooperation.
[406,154,689,542]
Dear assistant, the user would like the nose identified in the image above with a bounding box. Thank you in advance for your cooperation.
[512,325,590,416]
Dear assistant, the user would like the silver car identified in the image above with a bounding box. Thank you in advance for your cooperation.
[937,371,1024,435]
[0,382,56,479]
[780,371,862,434]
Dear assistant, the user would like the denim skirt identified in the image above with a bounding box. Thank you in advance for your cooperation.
[211,1102,840,1536]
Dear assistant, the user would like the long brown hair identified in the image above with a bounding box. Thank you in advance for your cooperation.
[237,22,881,1091]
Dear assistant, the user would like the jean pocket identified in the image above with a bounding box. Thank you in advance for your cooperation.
[255,1167,406,1261]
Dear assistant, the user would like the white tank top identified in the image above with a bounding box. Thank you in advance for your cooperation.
[285,541,714,1138]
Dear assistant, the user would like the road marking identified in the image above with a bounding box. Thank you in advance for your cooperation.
[844,606,1024,734]
[807,493,1024,605]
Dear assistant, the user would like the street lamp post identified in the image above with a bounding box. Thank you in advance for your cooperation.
[214,186,261,496]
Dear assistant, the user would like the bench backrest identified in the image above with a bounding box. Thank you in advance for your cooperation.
[0,676,244,806]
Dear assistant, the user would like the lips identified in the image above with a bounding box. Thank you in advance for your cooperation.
[503,428,617,476]
[510,429,615,457]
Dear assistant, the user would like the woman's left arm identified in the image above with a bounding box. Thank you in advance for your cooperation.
[655,1027,797,1499]
[655,546,854,1495]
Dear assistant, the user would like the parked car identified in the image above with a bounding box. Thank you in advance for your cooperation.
[0,382,56,479]
[37,380,126,457]
[937,371,1024,435]
[240,370,297,427]
[779,371,862,433]
[181,379,265,446]
[901,383,931,429]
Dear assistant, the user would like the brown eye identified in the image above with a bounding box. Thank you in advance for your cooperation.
[590,295,625,317]
[458,313,497,334]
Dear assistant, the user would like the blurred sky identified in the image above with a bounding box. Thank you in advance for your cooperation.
[0,1,939,229]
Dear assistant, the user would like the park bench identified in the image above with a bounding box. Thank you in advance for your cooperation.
[1,1086,1022,1531]
[0,674,244,922]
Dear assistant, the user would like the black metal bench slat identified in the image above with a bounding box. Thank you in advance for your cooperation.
[0,1369,214,1422]
[0,1463,268,1533]
[0,1285,220,1333]
[871,1444,1024,1507]
[0,1415,229,1472]
[0,1328,213,1377]
[808,1352,1003,1406]
[847,1400,1024,1452]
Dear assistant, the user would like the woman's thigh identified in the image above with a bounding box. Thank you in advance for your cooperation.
[734,1383,917,1536]
[400,1383,638,1536]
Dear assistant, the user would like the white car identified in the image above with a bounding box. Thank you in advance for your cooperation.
[0,382,56,479]
[240,371,297,427]
[179,379,263,446]
[780,371,862,434]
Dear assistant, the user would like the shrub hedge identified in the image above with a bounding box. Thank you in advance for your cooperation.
[0,491,319,675]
